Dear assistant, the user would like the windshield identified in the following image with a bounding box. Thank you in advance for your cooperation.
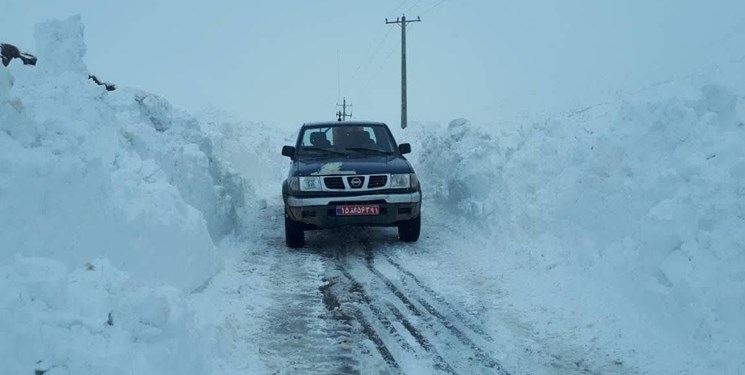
[297,124,397,156]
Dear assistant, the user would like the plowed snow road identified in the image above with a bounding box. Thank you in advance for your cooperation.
[209,204,633,374]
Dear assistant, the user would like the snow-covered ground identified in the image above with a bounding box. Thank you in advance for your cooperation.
[2,15,744,375]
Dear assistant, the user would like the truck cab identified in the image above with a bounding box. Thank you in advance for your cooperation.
[281,121,421,248]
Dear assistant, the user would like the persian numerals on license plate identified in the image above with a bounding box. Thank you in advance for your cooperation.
[336,205,380,216]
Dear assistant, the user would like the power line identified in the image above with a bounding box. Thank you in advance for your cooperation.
[349,1,417,99]
[360,43,399,92]
[403,0,426,15]
[349,27,394,90]
[354,42,398,111]
[386,0,410,17]
[347,1,438,114]
[420,0,448,15]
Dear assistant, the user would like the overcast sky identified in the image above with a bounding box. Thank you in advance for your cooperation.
[3,0,745,129]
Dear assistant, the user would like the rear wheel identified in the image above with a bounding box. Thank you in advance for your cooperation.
[285,213,305,248]
[397,215,421,242]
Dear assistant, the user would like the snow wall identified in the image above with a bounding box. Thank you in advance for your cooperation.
[0,16,251,292]
[414,82,745,372]
[1,16,255,374]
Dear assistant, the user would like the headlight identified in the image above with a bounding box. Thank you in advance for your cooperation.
[289,177,299,191]
[390,174,411,188]
[299,176,322,191]
[410,173,419,188]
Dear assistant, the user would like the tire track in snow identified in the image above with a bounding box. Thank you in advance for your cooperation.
[331,264,407,372]
[381,253,497,344]
[307,222,635,375]
[384,301,457,374]
[335,263,455,374]
[323,232,508,374]
[352,308,401,371]
[242,206,361,374]
[359,242,510,374]
[331,249,415,373]
[261,250,358,373]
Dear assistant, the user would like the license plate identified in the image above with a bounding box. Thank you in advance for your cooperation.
[336,205,380,216]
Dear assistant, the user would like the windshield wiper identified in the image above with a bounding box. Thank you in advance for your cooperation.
[344,147,393,155]
[300,147,347,156]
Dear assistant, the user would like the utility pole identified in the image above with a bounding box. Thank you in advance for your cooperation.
[386,15,420,129]
[336,97,353,121]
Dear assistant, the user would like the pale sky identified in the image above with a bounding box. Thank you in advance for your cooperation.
[2,0,745,129]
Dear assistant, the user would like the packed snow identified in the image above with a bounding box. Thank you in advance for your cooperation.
[1,14,743,375]
[1,16,248,374]
[408,86,745,373]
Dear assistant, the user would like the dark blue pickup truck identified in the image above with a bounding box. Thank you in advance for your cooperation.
[281,121,422,248]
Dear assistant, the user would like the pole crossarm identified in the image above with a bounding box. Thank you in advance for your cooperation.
[385,16,421,25]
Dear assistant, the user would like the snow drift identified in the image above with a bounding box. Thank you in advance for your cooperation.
[0,15,250,291]
[0,257,211,375]
[414,81,745,373]
[0,15,252,374]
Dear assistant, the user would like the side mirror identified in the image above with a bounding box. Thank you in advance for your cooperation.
[282,145,296,158]
[398,143,411,154]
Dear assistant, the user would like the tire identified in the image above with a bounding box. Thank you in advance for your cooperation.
[285,213,305,248]
[397,214,421,242]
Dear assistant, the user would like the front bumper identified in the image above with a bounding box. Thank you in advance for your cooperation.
[285,192,421,228]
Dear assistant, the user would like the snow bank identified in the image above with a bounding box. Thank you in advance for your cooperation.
[0,15,250,291]
[0,14,258,374]
[415,84,745,372]
[0,257,211,375]
[506,87,744,372]
[417,118,506,221]
[196,107,290,202]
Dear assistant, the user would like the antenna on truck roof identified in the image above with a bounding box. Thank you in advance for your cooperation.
[336,97,353,121]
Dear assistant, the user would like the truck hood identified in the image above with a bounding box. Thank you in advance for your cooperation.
[293,155,414,176]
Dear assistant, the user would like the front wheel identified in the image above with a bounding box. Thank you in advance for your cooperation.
[285,213,305,248]
[397,215,421,242]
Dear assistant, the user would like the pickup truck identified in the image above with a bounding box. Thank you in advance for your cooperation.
[281,121,422,248]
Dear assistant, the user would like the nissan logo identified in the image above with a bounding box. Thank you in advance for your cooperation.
[350,177,363,188]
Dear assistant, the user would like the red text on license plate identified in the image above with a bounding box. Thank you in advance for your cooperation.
[336,205,380,216]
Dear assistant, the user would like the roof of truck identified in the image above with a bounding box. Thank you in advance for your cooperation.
[301,120,388,127]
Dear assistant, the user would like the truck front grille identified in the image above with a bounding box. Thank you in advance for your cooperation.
[346,176,365,189]
[323,177,345,189]
[320,174,390,191]
[368,175,388,188]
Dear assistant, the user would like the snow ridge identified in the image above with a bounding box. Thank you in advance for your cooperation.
[413,81,745,373]
[0,15,249,375]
